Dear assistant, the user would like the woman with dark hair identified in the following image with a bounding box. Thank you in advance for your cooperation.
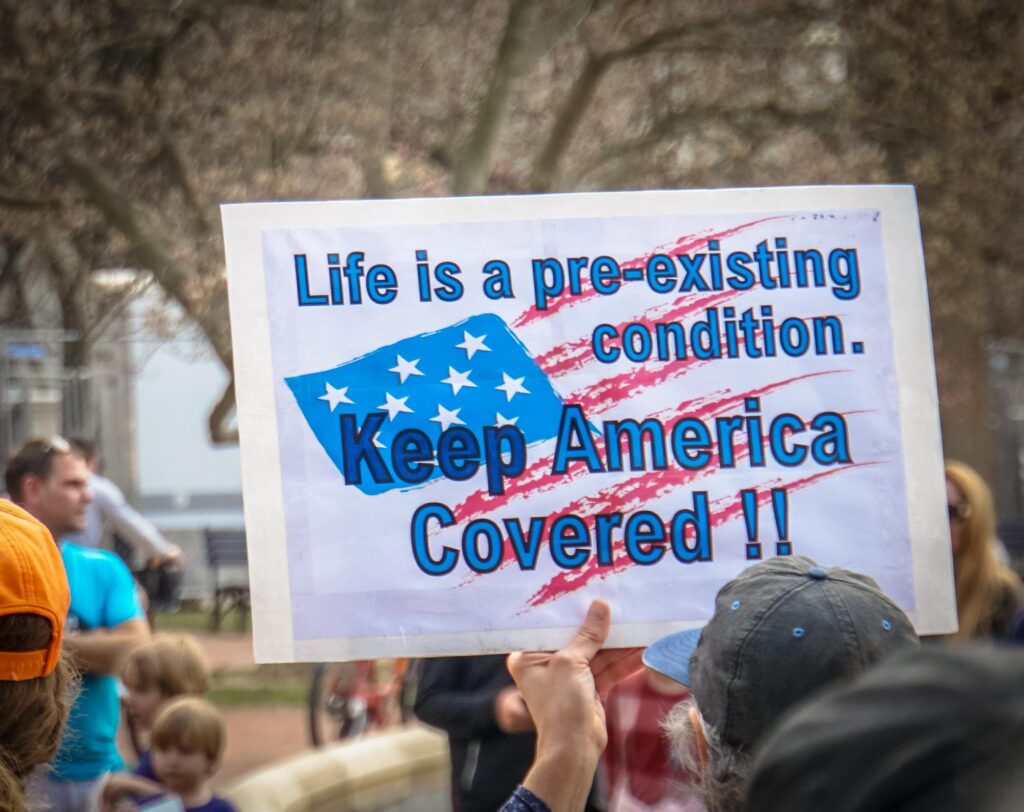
[0,500,75,812]
[945,460,1022,640]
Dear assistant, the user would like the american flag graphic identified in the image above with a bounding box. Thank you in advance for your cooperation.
[286,313,565,496]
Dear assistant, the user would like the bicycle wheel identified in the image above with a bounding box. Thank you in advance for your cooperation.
[398,658,421,723]
[308,661,367,746]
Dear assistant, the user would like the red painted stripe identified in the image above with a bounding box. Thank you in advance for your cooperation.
[450,370,847,532]
[536,290,738,378]
[523,461,880,608]
[513,217,784,328]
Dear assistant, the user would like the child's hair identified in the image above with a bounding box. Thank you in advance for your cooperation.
[150,696,226,764]
[121,634,209,697]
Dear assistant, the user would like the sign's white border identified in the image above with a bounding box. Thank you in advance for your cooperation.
[222,185,953,663]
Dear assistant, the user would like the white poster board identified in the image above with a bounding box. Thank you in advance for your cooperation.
[222,186,956,663]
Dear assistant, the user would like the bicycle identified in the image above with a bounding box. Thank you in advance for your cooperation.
[307,658,420,746]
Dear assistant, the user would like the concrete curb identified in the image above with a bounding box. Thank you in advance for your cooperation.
[225,725,450,812]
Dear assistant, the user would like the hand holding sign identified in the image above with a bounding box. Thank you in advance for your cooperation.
[509,600,642,812]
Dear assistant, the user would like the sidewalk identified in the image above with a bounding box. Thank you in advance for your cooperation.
[218,704,308,786]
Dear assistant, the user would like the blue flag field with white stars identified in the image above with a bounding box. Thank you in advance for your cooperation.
[285,313,565,496]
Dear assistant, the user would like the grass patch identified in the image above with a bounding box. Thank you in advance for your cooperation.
[152,607,212,632]
[209,681,308,707]
[207,666,311,707]
[150,607,309,707]
[152,606,250,633]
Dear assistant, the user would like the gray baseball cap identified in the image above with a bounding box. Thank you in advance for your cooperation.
[642,555,918,750]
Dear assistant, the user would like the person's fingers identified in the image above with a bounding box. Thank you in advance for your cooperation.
[507,650,551,682]
[510,693,536,727]
[592,647,645,693]
[517,712,537,731]
[508,600,621,688]
[561,599,611,663]
[506,651,525,681]
[103,773,160,802]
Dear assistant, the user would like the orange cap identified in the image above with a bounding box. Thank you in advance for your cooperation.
[0,499,70,680]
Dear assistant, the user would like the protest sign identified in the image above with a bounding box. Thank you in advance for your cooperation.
[222,186,955,663]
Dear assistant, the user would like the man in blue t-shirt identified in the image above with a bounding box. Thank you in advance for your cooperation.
[5,437,150,812]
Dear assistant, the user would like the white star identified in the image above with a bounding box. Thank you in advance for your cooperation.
[373,435,387,449]
[377,392,413,421]
[429,404,465,431]
[496,372,530,402]
[318,383,353,411]
[495,412,519,427]
[441,366,477,396]
[389,355,424,384]
[456,331,491,360]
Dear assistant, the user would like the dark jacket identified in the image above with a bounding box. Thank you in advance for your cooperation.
[414,655,535,812]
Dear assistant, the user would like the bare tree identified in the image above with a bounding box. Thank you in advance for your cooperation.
[1,0,1020,479]
[842,0,1024,476]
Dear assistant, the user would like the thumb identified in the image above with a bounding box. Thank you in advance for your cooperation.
[562,600,611,663]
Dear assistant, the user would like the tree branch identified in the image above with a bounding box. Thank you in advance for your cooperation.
[529,53,611,191]
[0,238,34,329]
[41,232,91,368]
[360,149,392,199]
[154,107,212,232]
[61,151,189,303]
[80,273,155,346]
[528,1,821,189]
[568,102,842,186]
[208,378,238,444]
[570,111,692,184]
[451,0,593,195]
[60,151,236,443]
[451,0,540,195]
[60,148,234,385]
[0,189,62,210]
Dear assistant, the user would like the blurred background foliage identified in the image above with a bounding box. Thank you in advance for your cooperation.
[1,0,1021,489]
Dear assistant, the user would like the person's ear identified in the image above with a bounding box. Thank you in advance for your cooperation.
[20,474,43,505]
[688,704,709,770]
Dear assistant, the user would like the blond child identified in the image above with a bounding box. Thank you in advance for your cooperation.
[101,697,235,812]
[120,635,209,781]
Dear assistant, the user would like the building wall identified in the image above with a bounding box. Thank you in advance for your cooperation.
[127,292,244,600]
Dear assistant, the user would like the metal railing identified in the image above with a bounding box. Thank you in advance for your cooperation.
[0,328,116,467]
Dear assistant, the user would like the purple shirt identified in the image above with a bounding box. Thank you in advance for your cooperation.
[138,793,236,812]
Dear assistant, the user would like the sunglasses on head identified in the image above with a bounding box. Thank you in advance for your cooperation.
[38,435,71,456]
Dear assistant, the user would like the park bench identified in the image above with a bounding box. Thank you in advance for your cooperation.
[205,528,250,631]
